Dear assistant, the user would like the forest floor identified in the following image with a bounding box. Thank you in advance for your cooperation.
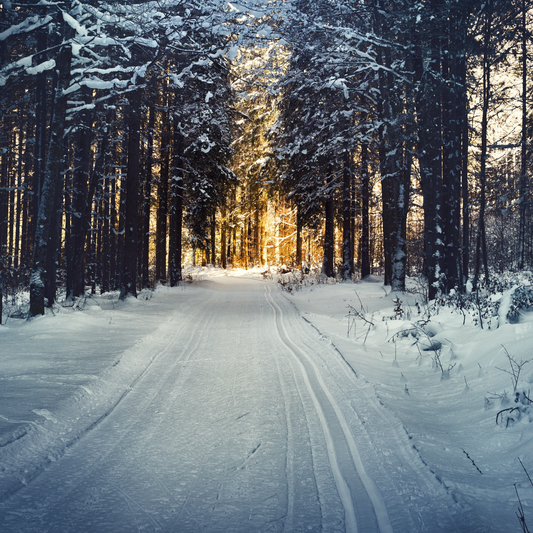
[0,267,532,532]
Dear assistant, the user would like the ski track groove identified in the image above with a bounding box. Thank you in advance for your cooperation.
[0,277,467,532]
[290,296,464,531]
[1,291,221,531]
[270,323,296,533]
[264,283,394,533]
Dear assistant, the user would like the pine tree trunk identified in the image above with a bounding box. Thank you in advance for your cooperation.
[102,170,111,294]
[120,85,143,299]
[44,160,63,306]
[361,142,371,279]
[142,102,155,289]
[0,118,5,324]
[221,205,227,269]
[391,147,411,292]
[518,0,528,270]
[296,206,302,268]
[67,88,93,298]
[473,6,492,290]
[321,174,335,278]
[342,151,354,280]
[156,95,170,283]
[211,212,217,265]
[461,53,470,287]
[34,29,48,228]
[414,28,444,300]
[441,11,465,292]
[29,39,72,317]
[169,126,183,287]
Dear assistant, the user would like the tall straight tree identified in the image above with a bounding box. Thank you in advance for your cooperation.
[473,0,493,290]
[29,19,73,316]
[518,0,529,270]
[121,82,143,299]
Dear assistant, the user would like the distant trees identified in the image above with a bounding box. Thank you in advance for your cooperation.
[2,0,533,320]
[269,0,533,294]
[274,0,377,278]
[0,0,236,318]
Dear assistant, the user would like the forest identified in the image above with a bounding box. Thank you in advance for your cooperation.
[1,0,532,321]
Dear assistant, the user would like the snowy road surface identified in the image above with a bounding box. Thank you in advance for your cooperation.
[1,275,466,532]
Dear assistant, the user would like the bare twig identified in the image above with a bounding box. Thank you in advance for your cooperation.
[347,304,374,326]
[496,345,532,391]
[496,407,520,426]
[462,449,483,474]
[515,484,531,533]
[518,457,533,488]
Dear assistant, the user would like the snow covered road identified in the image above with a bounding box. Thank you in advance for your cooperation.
[1,275,468,532]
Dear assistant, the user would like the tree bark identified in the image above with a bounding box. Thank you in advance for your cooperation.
[321,173,335,278]
[169,124,184,287]
[473,4,492,290]
[360,142,371,279]
[342,151,354,280]
[156,93,170,284]
[66,87,94,298]
[413,23,444,300]
[221,205,227,269]
[518,0,528,270]
[120,85,143,299]
[142,101,155,289]
[29,39,72,317]
[296,206,302,268]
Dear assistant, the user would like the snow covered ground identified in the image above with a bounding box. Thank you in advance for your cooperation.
[0,267,532,532]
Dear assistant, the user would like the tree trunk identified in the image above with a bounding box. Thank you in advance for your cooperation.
[518,0,528,270]
[67,88,94,298]
[473,5,492,290]
[441,10,465,292]
[29,39,72,317]
[221,205,227,269]
[360,142,371,279]
[156,94,170,284]
[342,151,354,280]
[120,85,143,299]
[142,102,155,289]
[211,211,217,265]
[296,206,302,268]
[101,168,111,294]
[44,155,63,306]
[414,26,444,300]
[321,174,335,278]
[169,125,183,287]
[0,116,5,324]
[391,143,411,292]
[461,51,470,287]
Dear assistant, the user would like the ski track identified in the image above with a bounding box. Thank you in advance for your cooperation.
[278,290,470,532]
[264,283,394,533]
[0,276,468,532]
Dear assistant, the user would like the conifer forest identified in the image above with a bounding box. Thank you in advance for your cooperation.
[1,0,533,319]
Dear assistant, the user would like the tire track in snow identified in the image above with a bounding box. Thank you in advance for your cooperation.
[265,284,393,533]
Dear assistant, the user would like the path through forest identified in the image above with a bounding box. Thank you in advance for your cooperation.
[0,275,469,532]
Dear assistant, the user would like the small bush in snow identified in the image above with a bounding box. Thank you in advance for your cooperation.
[493,345,533,427]
[432,272,533,328]
[495,390,533,427]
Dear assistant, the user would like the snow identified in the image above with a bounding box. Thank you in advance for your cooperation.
[25,59,56,76]
[63,11,88,37]
[0,269,532,532]
[227,45,239,61]
[0,15,52,42]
